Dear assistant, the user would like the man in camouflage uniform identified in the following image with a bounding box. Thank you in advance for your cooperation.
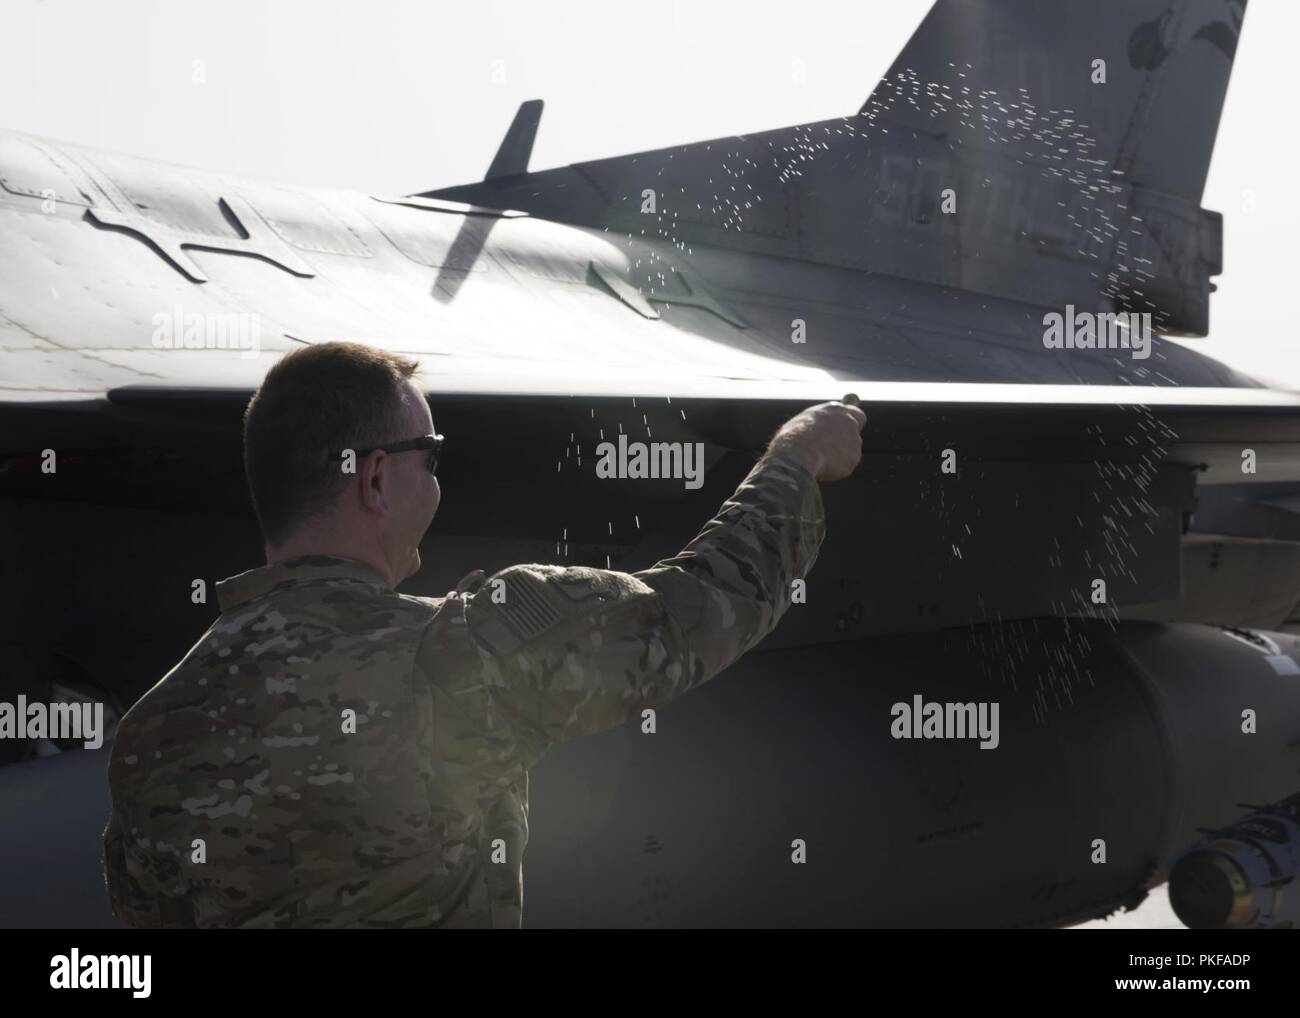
[103,341,865,928]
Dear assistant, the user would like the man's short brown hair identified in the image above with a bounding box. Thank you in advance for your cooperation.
[243,342,421,544]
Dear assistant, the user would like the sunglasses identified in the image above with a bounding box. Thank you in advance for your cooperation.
[333,432,444,475]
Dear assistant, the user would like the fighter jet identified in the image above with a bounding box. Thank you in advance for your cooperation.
[2,0,1297,927]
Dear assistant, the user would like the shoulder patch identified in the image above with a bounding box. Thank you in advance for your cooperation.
[465,564,653,656]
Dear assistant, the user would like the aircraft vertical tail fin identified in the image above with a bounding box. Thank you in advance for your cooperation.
[871,0,1246,206]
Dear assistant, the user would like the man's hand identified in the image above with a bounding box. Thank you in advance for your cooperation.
[765,397,866,481]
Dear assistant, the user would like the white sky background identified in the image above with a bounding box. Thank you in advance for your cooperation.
[5,0,1297,390]
[2,0,1290,929]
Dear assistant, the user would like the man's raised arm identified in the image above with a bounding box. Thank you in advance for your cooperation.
[431,400,866,751]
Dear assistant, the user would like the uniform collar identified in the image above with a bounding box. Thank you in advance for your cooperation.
[216,555,392,611]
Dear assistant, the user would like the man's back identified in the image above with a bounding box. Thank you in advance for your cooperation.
[104,452,828,928]
[104,555,498,927]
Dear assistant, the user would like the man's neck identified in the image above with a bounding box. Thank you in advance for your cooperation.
[266,530,396,588]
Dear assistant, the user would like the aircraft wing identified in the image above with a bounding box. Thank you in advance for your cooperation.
[3,0,1299,485]
[3,124,1300,491]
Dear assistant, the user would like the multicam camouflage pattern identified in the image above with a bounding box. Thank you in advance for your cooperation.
[103,452,825,928]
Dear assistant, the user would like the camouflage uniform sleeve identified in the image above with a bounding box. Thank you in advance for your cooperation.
[460,452,825,750]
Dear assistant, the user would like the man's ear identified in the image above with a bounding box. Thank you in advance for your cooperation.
[359,450,390,513]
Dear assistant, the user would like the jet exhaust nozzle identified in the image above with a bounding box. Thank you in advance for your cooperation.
[1169,793,1300,929]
